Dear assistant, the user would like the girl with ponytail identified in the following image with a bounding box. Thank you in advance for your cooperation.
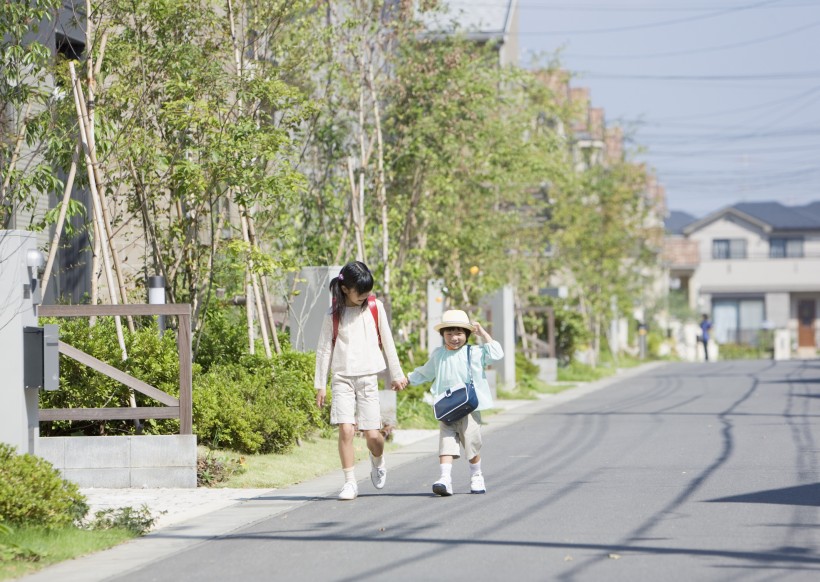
[314,261,407,500]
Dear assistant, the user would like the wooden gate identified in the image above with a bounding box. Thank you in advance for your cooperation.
[36,304,193,434]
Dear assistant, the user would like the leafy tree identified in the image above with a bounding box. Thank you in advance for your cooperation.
[0,0,65,228]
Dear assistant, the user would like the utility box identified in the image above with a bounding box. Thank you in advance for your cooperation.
[24,324,59,391]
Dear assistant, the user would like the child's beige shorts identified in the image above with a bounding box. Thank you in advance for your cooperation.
[439,411,482,459]
[330,373,381,430]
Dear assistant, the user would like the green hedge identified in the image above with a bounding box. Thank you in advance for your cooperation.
[194,352,330,454]
[0,444,88,528]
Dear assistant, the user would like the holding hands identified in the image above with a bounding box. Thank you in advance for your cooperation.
[391,377,408,391]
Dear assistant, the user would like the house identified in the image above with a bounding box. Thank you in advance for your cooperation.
[420,0,519,66]
[673,202,820,355]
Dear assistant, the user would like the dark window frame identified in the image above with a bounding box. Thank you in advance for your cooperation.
[769,237,804,259]
[712,238,747,260]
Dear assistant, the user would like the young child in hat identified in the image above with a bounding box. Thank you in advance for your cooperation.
[407,309,504,496]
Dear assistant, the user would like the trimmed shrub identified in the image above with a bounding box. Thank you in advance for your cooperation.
[193,351,330,454]
[0,443,88,527]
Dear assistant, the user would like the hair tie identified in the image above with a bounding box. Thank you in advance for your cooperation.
[338,273,344,281]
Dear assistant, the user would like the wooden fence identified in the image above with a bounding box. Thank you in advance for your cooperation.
[36,304,193,435]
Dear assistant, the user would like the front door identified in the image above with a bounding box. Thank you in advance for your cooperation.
[798,300,816,348]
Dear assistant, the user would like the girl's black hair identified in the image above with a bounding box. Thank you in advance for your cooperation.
[329,261,374,320]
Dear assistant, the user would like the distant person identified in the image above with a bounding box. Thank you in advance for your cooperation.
[314,261,407,501]
[700,313,713,361]
[407,310,503,496]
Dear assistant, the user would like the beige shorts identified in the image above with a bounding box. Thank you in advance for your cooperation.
[330,373,381,430]
[439,411,482,460]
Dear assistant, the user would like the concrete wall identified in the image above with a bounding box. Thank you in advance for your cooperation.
[487,286,516,388]
[0,231,41,455]
[38,435,197,488]
[289,266,341,353]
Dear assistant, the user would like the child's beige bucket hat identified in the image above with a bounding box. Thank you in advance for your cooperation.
[434,310,475,332]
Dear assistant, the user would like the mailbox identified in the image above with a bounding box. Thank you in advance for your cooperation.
[23,324,59,391]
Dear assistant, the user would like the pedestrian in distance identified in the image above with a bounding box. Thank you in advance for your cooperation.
[314,261,408,501]
[407,309,503,496]
[699,313,712,361]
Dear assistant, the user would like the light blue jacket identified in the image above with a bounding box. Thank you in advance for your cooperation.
[407,340,504,411]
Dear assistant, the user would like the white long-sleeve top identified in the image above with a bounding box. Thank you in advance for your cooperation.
[313,298,404,390]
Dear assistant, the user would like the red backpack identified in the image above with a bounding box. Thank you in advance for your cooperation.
[332,294,382,348]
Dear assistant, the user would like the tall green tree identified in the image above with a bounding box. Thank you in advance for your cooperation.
[0,0,65,228]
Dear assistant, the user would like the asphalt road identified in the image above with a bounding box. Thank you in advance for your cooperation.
[115,360,820,581]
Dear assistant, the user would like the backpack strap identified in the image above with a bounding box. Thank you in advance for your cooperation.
[331,295,381,349]
[368,295,382,348]
[332,298,340,348]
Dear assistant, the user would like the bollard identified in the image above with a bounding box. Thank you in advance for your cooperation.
[148,275,166,335]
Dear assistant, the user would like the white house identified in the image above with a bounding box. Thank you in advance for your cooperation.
[674,202,820,356]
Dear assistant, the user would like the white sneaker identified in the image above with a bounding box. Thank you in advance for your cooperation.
[370,458,387,490]
[432,477,453,496]
[338,481,358,500]
[470,473,486,494]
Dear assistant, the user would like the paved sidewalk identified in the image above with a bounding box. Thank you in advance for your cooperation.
[79,430,440,532]
[78,402,539,531]
[23,364,660,582]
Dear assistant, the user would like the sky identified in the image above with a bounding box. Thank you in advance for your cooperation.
[510,0,820,218]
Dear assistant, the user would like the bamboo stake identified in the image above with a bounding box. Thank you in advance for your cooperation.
[245,215,281,354]
[74,68,134,332]
[41,144,80,298]
[346,157,365,260]
[240,213,271,357]
[89,218,101,325]
[69,63,127,361]
[367,60,391,314]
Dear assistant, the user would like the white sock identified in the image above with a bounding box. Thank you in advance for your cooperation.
[439,463,452,480]
[469,460,482,476]
[371,453,385,469]
[343,467,356,483]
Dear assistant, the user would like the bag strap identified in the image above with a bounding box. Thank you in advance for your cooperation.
[466,345,473,383]
[332,295,381,348]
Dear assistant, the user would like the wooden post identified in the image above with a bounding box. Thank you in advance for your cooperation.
[178,311,193,435]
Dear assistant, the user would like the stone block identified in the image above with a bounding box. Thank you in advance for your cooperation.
[37,437,66,469]
[130,435,196,468]
[64,436,130,468]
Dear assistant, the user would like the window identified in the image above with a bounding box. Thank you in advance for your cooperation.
[713,298,765,345]
[712,238,747,260]
[770,238,804,258]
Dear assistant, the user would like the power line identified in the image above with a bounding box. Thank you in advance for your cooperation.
[583,70,820,81]
[506,0,816,11]
[512,0,786,35]
[555,19,820,60]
